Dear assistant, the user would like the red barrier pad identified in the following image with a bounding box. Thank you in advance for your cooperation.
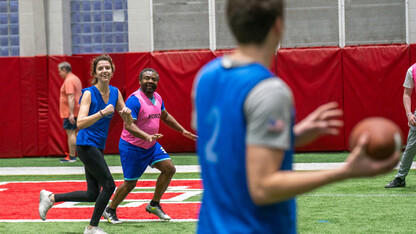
[33,56,50,156]
[214,49,277,75]
[410,44,416,65]
[343,45,409,148]
[18,58,38,157]
[276,47,344,151]
[124,53,150,97]
[150,50,215,152]
[0,57,21,157]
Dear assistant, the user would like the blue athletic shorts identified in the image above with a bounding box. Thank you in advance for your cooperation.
[63,118,77,130]
[119,138,170,181]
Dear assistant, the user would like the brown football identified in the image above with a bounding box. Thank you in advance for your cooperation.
[349,117,403,160]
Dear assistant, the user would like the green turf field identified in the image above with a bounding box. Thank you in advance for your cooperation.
[1,152,415,234]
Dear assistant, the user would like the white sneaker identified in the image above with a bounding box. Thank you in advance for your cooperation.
[84,226,109,234]
[146,203,171,220]
[39,190,54,221]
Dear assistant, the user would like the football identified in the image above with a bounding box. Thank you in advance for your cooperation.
[349,117,403,160]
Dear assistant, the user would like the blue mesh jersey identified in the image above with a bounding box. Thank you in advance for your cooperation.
[194,57,296,234]
[76,85,119,149]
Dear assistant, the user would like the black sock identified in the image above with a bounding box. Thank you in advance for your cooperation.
[150,200,159,206]
[107,207,116,213]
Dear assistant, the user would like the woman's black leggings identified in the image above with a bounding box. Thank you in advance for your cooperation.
[54,145,115,226]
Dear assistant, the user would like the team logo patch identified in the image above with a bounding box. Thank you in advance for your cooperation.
[0,179,202,221]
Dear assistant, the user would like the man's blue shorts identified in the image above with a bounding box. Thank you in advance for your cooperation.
[119,138,170,181]
[63,118,77,130]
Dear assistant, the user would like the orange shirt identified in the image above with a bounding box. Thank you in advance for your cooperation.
[59,73,82,118]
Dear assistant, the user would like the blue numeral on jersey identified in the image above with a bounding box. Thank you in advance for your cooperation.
[205,108,220,163]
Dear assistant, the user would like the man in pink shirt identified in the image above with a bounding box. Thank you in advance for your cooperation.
[58,62,82,162]
[102,68,197,223]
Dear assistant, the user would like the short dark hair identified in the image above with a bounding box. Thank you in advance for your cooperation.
[139,68,159,80]
[90,54,115,85]
[227,0,284,45]
[58,62,72,73]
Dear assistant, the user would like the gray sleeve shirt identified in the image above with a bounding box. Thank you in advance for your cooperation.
[244,78,294,150]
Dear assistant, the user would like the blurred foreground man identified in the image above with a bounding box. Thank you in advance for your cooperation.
[192,0,400,233]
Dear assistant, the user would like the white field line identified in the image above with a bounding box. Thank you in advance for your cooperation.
[0,179,201,185]
[0,162,412,175]
[54,200,201,208]
[0,219,198,223]
[303,194,416,197]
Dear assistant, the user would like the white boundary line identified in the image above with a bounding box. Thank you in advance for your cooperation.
[0,219,198,223]
[304,194,416,197]
[0,162,412,175]
[0,178,201,184]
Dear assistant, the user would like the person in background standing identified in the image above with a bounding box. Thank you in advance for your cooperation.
[58,62,82,162]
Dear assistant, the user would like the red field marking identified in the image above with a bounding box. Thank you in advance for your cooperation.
[0,179,202,220]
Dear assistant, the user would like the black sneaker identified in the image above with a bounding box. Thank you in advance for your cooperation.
[385,177,406,188]
[59,155,77,163]
[102,206,122,224]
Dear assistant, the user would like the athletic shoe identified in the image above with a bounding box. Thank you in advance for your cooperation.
[84,226,108,234]
[385,177,406,188]
[146,203,171,220]
[60,155,77,163]
[39,190,54,221]
[102,206,122,224]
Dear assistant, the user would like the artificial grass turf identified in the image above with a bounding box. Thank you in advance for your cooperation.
[2,153,416,233]
[2,170,416,233]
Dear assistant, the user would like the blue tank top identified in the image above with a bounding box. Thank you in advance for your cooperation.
[76,85,119,149]
[195,57,296,234]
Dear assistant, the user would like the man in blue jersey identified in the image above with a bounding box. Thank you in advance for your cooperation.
[192,0,400,233]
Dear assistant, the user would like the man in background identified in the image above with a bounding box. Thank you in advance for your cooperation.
[58,62,82,162]
[385,63,416,188]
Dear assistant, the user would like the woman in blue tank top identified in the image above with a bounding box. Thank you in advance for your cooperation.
[39,54,133,234]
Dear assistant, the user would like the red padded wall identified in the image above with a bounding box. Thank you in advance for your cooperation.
[214,49,278,75]
[149,50,215,152]
[276,47,344,151]
[35,56,50,156]
[19,57,38,156]
[124,53,150,97]
[343,45,410,148]
[0,46,414,157]
[0,57,21,157]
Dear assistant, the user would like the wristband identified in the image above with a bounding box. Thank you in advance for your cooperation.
[99,110,104,117]
[407,113,413,117]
